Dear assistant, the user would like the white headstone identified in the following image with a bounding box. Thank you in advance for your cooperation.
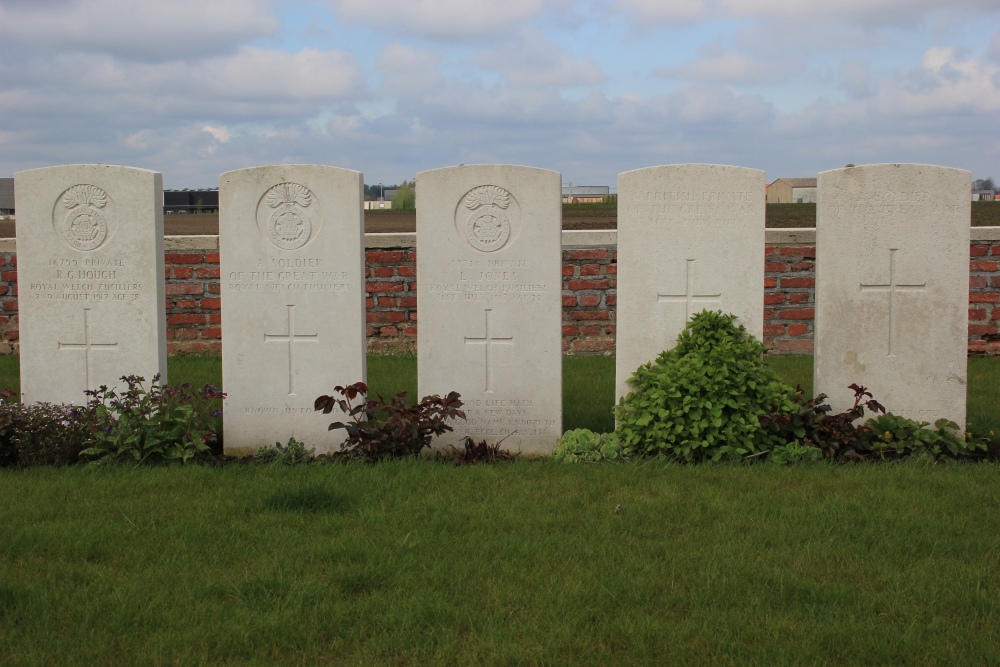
[220,165,366,456]
[417,165,562,454]
[15,165,167,404]
[615,164,765,400]
[815,163,970,426]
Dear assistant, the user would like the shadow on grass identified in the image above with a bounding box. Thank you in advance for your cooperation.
[259,485,353,514]
[0,584,26,618]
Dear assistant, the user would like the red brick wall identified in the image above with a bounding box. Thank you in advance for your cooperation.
[365,249,418,352]
[0,233,997,356]
[969,242,1000,354]
[164,251,221,354]
[764,244,816,353]
[561,247,617,354]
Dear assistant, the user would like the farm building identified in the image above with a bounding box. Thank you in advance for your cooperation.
[766,178,817,204]
[563,185,610,203]
[164,189,219,214]
[0,178,13,215]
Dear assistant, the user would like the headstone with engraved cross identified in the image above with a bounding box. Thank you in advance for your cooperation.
[615,164,765,401]
[417,165,562,454]
[15,165,167,404]
[220,165,366,456]
[815,163,970,427]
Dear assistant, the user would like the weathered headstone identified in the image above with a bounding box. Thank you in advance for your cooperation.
[815,163,970,426]
[615,164,765,400]
[220,165,366,455]
[15,165,167,404]
[417,165,562,454]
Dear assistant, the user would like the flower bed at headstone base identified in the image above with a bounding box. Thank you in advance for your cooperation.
[0,228,997,357]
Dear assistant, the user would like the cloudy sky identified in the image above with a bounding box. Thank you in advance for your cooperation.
[2,0,999,189]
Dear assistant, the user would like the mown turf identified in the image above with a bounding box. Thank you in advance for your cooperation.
[0,462,998,665]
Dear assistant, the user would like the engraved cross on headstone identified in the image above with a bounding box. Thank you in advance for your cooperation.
[860,248,926,357]
[657,259,721,321]
[264,304,318,395]
[58,307,118,390]
[464,308,513,393]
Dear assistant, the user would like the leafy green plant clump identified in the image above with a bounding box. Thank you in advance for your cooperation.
[761,383,987,462]
[254,437,316,466]
[0,389,94,468]
[82,375,225,466]
[552,429,623,463]
[315,382,465,463]
[615,310,797,463]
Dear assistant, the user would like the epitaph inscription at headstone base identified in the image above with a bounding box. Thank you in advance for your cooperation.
[615,164,765,401]
[15,165,167,404]
[417,165,562,454]
[220,165,366,456]
[815,163,970,427]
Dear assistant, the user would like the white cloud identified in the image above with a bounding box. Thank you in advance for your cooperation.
[988,31,1000,62]
[475,32,606,88]
[0,46,365,115]
[653,50,790,84]
[205,47,365,101]
[875,47,1000,115]
[0,0,278,60]
[376,44,444,95]
[331,0,553,40]
[1,0,998,191]
[839,58,871,99]
[615,0,1000,27]
[202,125,231,143]
[723,0,1000,23]
[612,0,709,25]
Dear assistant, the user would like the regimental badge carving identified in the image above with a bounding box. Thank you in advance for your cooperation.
[460,185,520,253]
[57,185,114,251]
[263,183,314,250]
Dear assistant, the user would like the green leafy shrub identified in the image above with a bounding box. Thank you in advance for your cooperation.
[315,382,465,463]
[760,384,986,462]
[615,310,798,463]
[866,414,986,460]
[759,383,885,461]
[81,375,225,466]
[552,429,623,463]
[254,437,316,466]
[0,399,94,468]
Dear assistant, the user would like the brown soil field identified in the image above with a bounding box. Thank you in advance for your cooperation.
[0,210,616,237]
[2,202,997,237]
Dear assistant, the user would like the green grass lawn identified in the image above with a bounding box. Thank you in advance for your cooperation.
[2,354,999,663]
[1,463,998,665]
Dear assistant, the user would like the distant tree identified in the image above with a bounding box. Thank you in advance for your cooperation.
[392,180,415,209]
[364,184,405,200]
[974,177,995,191]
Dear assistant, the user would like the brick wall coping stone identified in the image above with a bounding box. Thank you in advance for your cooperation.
[0,227,996,252]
